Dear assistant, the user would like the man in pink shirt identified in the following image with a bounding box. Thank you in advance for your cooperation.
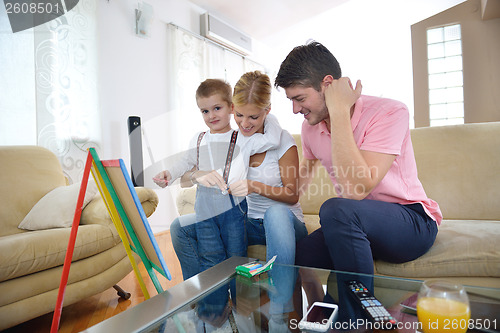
[275,41,442,322]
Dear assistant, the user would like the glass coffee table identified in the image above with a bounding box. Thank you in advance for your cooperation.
[84,257,500,332]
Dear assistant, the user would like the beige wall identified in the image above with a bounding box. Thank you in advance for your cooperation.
[411,0,500,127]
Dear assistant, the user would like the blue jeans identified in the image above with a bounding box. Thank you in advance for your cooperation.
[171,204,307,280]
[296,198,438,322]
[195,197,248,273]
[170,213,199,280]
[170,198,247,279]
[169,211,237,327]
[246,204,308,264]
[170,203,243,330]
[246,204,308,315]
[172,206,308,320]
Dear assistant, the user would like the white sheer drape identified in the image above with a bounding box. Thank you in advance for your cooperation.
[164,23,265,158]
[0,0,100,184]
[151,24,266,204]
[0,7,36,145]
[35,0,100,183]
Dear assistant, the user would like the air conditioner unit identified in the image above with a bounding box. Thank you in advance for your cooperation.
[200,13,252,56]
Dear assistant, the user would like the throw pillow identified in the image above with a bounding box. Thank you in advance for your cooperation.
[18,179,98,230]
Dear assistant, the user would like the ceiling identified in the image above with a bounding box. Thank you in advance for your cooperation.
[188,0,350,40]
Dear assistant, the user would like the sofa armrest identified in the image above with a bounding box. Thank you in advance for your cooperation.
[135,187,159,217]
[80,187,159,226]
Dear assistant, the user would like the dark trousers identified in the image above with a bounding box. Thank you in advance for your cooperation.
[296,198,438,322]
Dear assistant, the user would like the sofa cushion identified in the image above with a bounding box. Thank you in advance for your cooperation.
[303,214,320,234]
[411,122,500,220]
[0,223,120,282]
[18,180,98,230]
[375,219,500,278]
[0,146,66,237]
[0,245,129,308]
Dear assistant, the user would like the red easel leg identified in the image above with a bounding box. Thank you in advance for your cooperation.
[50,151,93,333]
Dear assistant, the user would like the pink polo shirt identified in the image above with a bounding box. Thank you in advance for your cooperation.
[301,95,442,224]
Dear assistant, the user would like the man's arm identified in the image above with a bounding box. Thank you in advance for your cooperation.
[298,157,319,197]
[325,77,395,200]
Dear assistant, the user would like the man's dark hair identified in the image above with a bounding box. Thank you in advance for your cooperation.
[274,41,342,91]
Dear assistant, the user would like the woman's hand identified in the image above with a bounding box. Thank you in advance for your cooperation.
[153,170,171,188]
[228,179,253,197]
[192,170,227,192]
[325,77,362,118]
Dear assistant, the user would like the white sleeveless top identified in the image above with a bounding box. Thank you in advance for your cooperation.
[246,130,304,221]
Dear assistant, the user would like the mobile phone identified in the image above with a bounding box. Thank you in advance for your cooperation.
[298,301,338,332]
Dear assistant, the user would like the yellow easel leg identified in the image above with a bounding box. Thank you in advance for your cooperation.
[91,165,151,299]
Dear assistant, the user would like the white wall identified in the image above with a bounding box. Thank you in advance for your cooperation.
[97,0,207,232]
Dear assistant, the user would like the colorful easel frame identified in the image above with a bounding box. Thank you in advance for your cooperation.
[51,148,171,333]
[89,148,171,291]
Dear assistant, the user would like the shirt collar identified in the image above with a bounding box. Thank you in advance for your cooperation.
[319,120,330,135]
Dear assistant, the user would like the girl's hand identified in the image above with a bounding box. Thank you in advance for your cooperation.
[325,77,362,117]
[153,170,171,188]
[192,170,227,192]
[228,179,252,197]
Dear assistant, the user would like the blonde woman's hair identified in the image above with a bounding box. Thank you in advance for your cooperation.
[196,79,233,106]
[233,71,271,110]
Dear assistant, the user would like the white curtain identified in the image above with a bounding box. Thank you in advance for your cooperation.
[164,24,265,158]
[166,24,206,156]
[155,24,265,201]
[0,7,36,145]
[0,0,100,184]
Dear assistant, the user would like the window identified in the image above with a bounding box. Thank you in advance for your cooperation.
[0,0,99,184]
[427,24,464,126]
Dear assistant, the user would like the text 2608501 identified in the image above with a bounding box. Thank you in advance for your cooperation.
[5,2,63,15]
[443,319,497,331]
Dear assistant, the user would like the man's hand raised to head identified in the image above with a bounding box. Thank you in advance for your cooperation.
[324,77,362,119]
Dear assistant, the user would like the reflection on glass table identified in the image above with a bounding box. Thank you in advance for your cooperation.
[85,257,500,333]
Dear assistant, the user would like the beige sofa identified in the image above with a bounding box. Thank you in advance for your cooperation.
[176,122,500,289]
[0,146,159,330]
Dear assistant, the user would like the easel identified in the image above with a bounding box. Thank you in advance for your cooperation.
[51,148,171,332]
